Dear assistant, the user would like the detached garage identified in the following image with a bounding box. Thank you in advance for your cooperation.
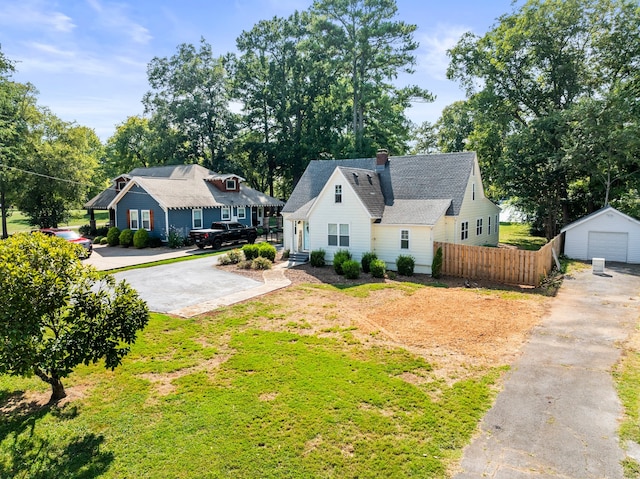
[561,206,640,263]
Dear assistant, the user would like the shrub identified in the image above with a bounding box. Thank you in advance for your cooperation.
[361,251,377,273]
[167,226,184,249]
[100,237,109,245]
[133,229,149,249]
[242,243,260,261]
[219,249,244,265]
[342,260,361,279]
[396,254,415,276]
[119,229,134,247]
[332,249,352,275]
[257,242,277,262]
[252,257,272,270]
[281,249,290,260]
[238,260,253,270]
[95,226,110,237]
[370,259,386,278]
[79,224,92,236]
[107,227,120,246]
[93,236,104,244]
[432,246,443,279]
[148,237,163,248]
[310,249,326,267]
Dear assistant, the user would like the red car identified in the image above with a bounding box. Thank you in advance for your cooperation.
[38,228,93,258]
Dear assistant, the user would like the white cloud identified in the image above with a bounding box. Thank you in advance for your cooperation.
[416,23,470,81]
[87,0,153,45]
[0,0,75,32]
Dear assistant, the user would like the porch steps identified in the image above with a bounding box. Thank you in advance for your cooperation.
[287,252,309,264]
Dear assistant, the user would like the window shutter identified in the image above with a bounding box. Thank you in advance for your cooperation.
[150,210,154,230]
[126,209,130,228]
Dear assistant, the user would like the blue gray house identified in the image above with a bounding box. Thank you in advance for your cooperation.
[85,164,283,241]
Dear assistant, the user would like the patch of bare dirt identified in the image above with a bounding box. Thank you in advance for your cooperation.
[218,259,550,377]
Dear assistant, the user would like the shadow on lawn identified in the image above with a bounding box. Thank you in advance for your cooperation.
[0,390,114,479]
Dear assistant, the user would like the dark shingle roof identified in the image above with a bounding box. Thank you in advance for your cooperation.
[339,167,386,218]
[282,158,375,214]
[379,152,474,216]
[283,152,476,223]
[86,164,283,210]
[84,186,118,209]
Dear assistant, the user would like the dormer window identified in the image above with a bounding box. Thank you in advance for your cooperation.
[117,181,127,191]
[226,179,237,190]
[335,185,342,203]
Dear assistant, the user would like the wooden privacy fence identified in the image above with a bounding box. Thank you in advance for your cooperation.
[434,234,563,286]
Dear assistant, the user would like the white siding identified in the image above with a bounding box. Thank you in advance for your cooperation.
[307,169,373,262]
[373,225,433,274]
[564,210,640,263]
[454,167,500,247]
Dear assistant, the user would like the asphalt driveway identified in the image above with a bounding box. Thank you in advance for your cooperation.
[455,262,640,478]
[112,255,263,314]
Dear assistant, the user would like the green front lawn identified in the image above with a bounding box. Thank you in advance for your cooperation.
[3,209,109,235]
[0,283,507,478]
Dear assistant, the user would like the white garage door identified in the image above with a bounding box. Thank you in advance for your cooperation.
[587,231,628,262]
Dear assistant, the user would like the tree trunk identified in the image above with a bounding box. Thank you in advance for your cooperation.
[0,186,8,239]
[49,378,67,403]
[34,367,67,403]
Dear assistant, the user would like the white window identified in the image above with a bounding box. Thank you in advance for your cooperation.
[328,223,349,247]
[461,221,469,240]
[476,218,483,236]
[141,210,151,231]
[226,179,236,190]
[335,185,342,203]
[192,208,203,229]
[472,183,476,200]
[237,206,246,220]
[400,230,409,249]
[221,206,231,221]
[129,210,139,230]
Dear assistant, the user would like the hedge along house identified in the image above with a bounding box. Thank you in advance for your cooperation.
[282,150,501,274]
[85,164,284,242]
[561,205,640,263]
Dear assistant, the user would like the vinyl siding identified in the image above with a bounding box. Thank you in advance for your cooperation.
[373,224,433,274]
[116,185,165,239]
[564,211,640,263]
[307,169,373,262]
[453,169,500,246]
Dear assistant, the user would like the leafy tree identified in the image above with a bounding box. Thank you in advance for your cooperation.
[144,38,238,172]
[447,0,640,237]
[17,110,102,228]
[310,0,432,156]
[0,50,37,238]
[102,116,166,179]
[0,232,149,402]
[410,121,438,155]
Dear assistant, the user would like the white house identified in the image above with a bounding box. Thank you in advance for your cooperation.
[282,150,501,274]
[561,205,640,263]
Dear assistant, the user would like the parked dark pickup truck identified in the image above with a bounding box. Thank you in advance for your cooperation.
[189,222,258,250]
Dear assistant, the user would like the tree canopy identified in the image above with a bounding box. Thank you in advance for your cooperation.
[446,0,640,237]
[0,232,149,402]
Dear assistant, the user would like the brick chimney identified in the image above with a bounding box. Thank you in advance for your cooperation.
[375,149,389,171]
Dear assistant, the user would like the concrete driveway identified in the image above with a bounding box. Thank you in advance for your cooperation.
[455,263,640,478]
[112,256,263,315]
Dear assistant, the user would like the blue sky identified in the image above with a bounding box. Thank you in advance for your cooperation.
[0,0,520,142]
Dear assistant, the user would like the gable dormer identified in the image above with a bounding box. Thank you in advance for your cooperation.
[205,173,245,192]
[114,175,131,192]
